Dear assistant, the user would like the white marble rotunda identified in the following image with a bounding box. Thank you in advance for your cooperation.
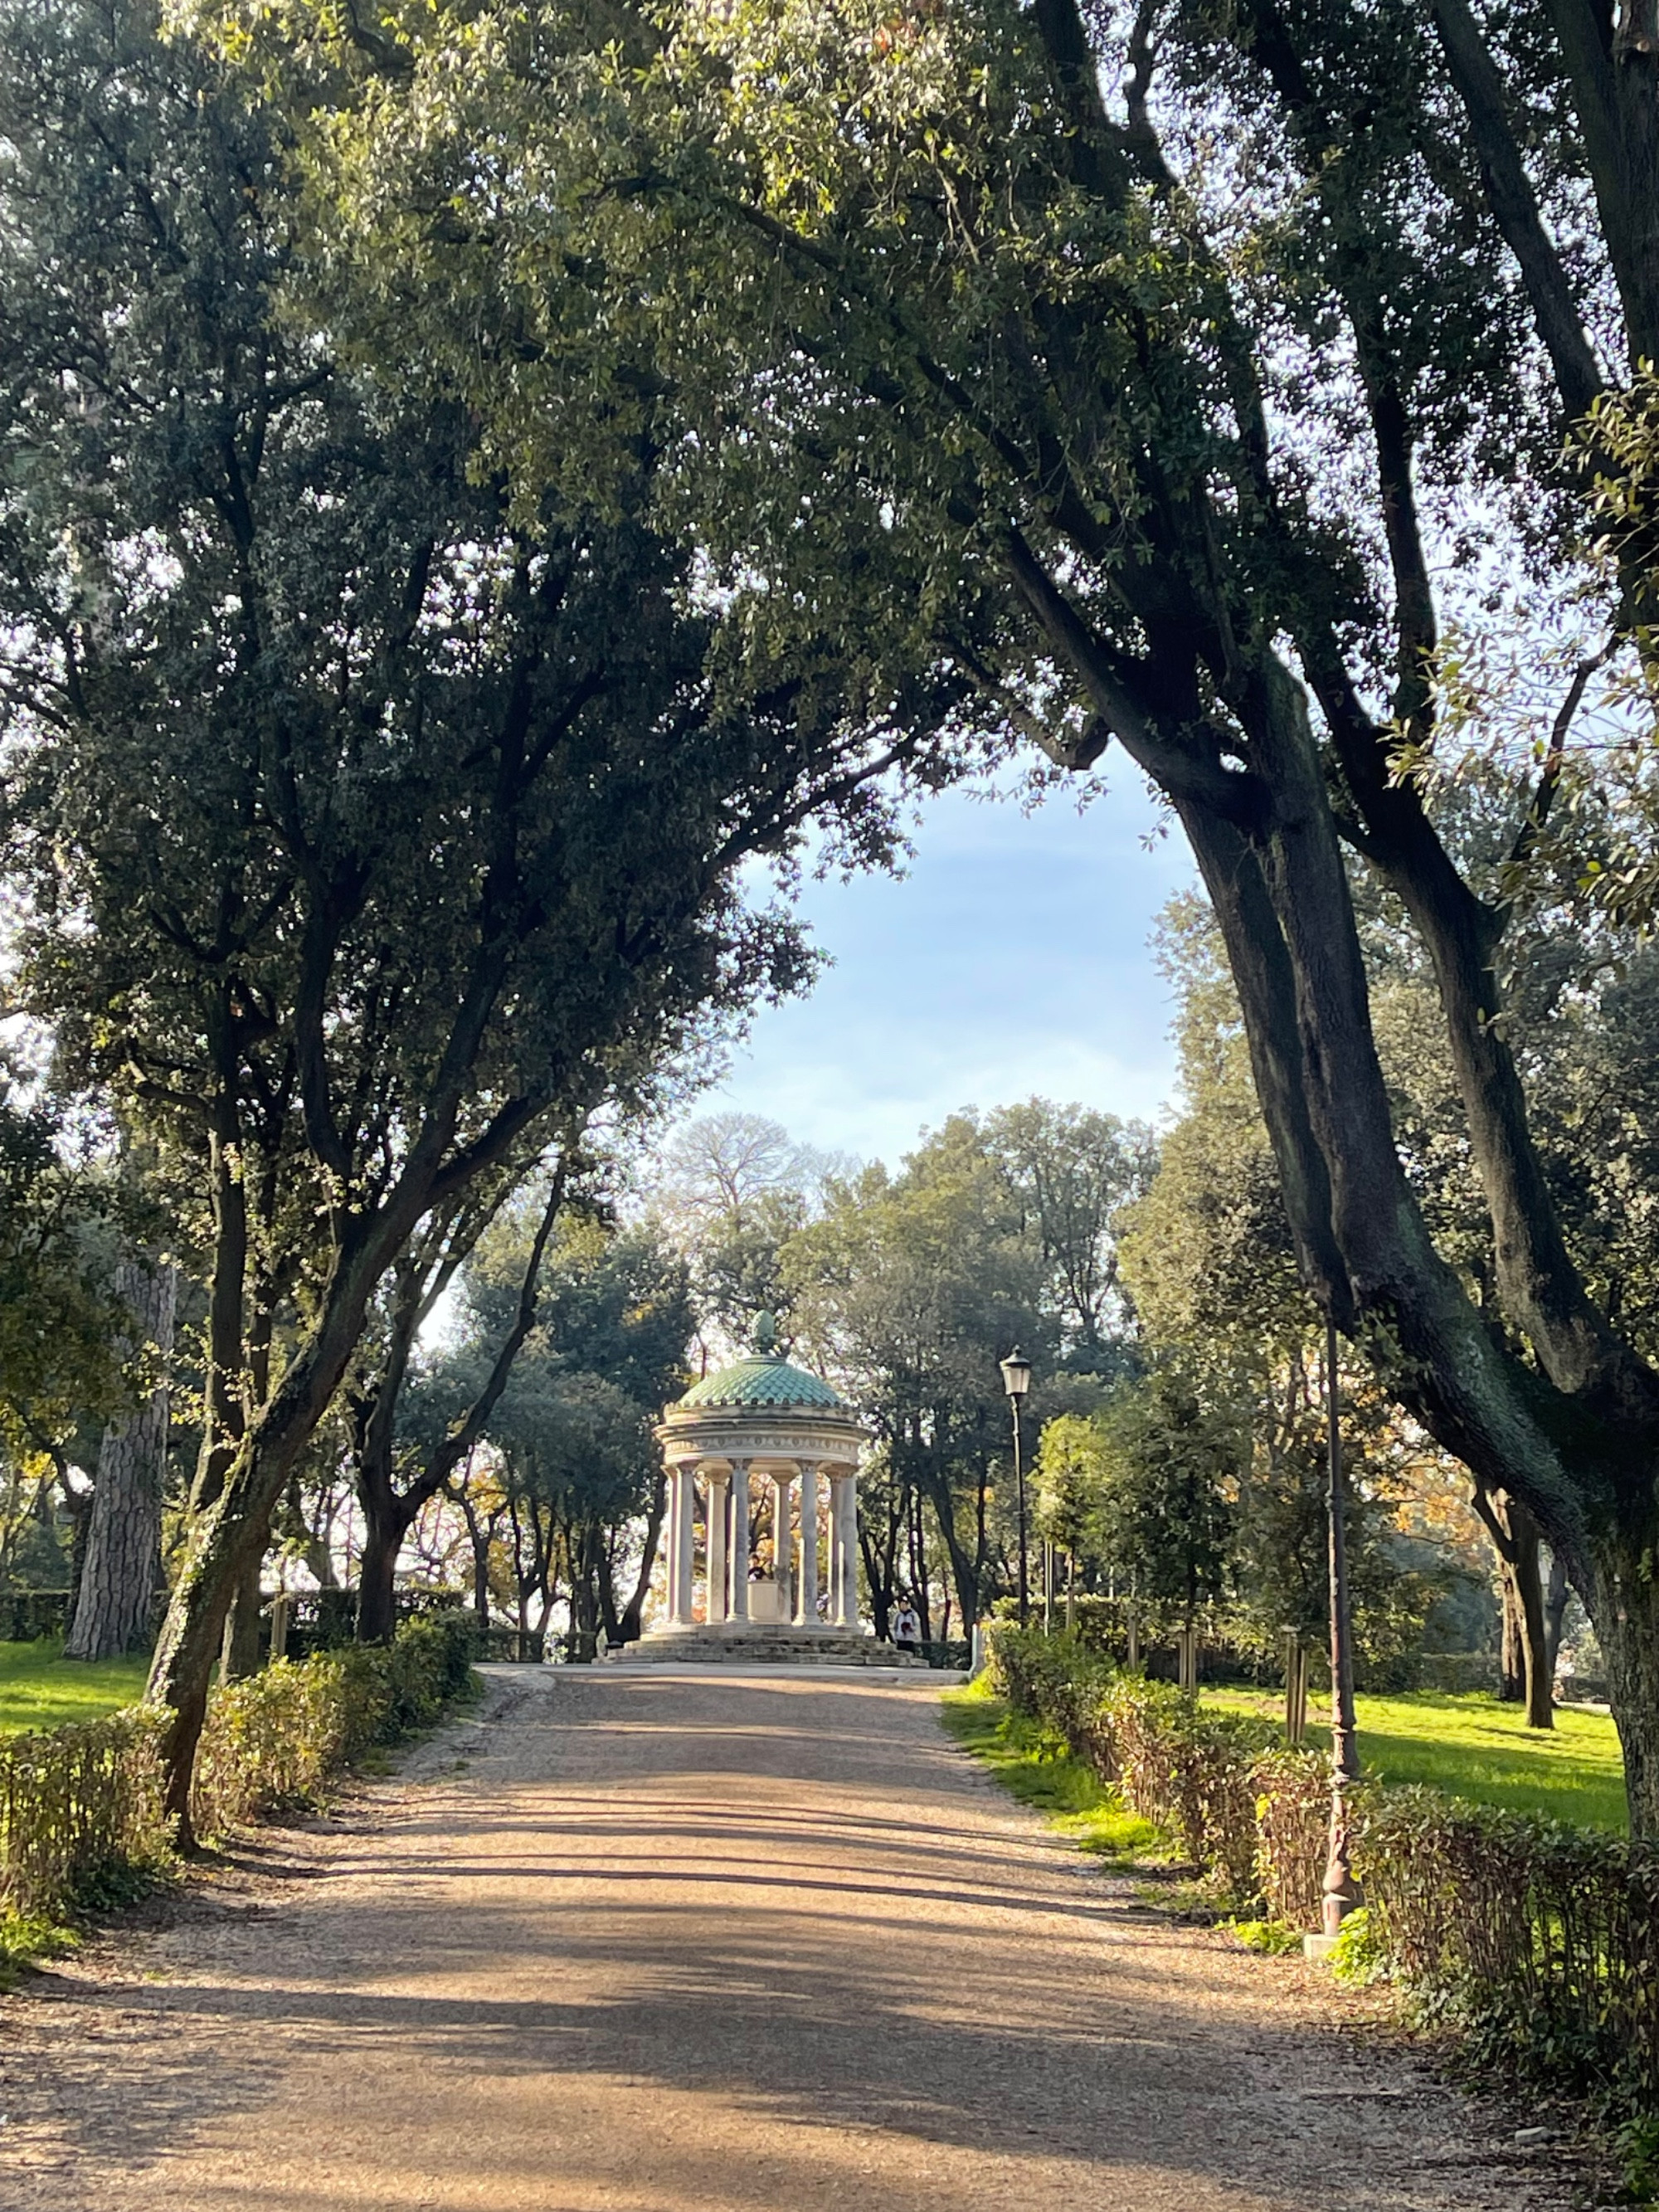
[635,1318,881,1662]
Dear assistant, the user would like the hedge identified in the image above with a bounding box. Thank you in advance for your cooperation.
[0,1708,170,1917]
[1360,1787,1659,2108]
[988,1623,1659,2115]
[0,1610,479,1924]
[0,1591,75,1643]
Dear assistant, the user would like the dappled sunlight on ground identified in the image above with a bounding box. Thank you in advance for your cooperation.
[0,1669,1574,2211]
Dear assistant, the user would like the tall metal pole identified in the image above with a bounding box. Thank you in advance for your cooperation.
[1321,1315,1361,1936]
[1013,1394,1029,1627]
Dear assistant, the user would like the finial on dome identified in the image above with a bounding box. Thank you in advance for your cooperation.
[751,1309,778,1357]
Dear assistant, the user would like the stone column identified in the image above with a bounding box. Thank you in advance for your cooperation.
[664,1464,684,1625]
[827,1495,842,1630]
[834,1472,859,1628]
[729,1461,751,1621]
[844,1474,860,1627]
[705,1465,729,1626]
[830,1472,848,1627]
[771,1472,795,1621]
[674,1467,696,1625]
[796,1462,820,1625]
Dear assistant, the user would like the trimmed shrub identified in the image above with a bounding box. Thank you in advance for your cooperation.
[0,1708,169,1917]
[0,1591,75,1641]
[1252,1748,1331,1931]
[195,1610,479,1831]
[1356,1789,1659,2109]
[192,1656,358,1834]
[986,1621,1659,2121]
[1105,1675,1274,1893]
[1,1610,480,1927]
[990,1624,1275,1898]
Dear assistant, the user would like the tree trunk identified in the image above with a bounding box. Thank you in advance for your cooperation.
[65,1260,177,1661]
[1477,1488,1553,1728]
[304,1535,340,1590]
[350,1165,569,1645]
[1544,1547,1570,1679]
[148,1211,411,1839]
[1520,1541,1554,1732]
[355,1497,409,1645]
[221,1552,264,1680]
[62,1478,92,1625]
[617,1472,667,1642]
[596,1540,622,1645]
[1595,1526,1659,1834]
[981,0,1659,1829]
[192,1113,250,1515]
[1499,1562,1527,1703]
[911,1489,932,1644]
[859,1512,896,1640]
[570,1525,601,1662]
[474,1530,493,1623]
[455,1489,494,1625]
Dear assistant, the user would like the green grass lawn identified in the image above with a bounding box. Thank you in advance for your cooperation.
[1204,1683,1627,1831]
[0,1639,148,1734]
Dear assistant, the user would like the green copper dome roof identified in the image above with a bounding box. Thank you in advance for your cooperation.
[678,1356,848,1411]
[676,1313,849,1413]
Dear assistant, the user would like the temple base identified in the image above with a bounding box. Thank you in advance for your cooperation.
[611,1625,919,1667]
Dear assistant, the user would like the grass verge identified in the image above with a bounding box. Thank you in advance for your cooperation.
[0,1638,150,1734]
[1203,1685,1627,1831]
[940,1676,1164,1865]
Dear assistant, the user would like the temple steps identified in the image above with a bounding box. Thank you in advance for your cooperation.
[605,1630,922,1668]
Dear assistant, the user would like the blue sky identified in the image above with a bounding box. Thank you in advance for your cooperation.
[702,764,1200,1167]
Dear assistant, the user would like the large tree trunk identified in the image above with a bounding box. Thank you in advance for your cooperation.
[473,1528,493,1623]
[65,1260,177,1661]
[1484,1490,1552,1727]
[996,0,1659,1833]
[1165,731,1598,1749]
[148,1104,564,1830]
[304,1535,340,1589]
[1598,1529,1659,1835]
[1499,1564,1526,1703]
[455,1488,495,1625]
[147,1215,403,1839]
[915,1459,980,1634]
[62,1475,92,1625]
[596,1537,622,1644]
[355,1493,409,1645]
[221,1552,264,1681]
[350,1167,568,1644]
[909,1488,932,1642]
[193,1113,251,1516]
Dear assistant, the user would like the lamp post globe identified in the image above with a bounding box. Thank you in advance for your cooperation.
[1000,1347,1031,1626]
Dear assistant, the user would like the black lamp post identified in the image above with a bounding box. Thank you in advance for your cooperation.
[1000,1347,1032,1626]
[1321,1315,1362,1938]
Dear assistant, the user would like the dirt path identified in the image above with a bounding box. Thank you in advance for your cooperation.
[0,1667,1577,2212]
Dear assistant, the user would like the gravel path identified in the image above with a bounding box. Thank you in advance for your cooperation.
[0,1667,1577,2211]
